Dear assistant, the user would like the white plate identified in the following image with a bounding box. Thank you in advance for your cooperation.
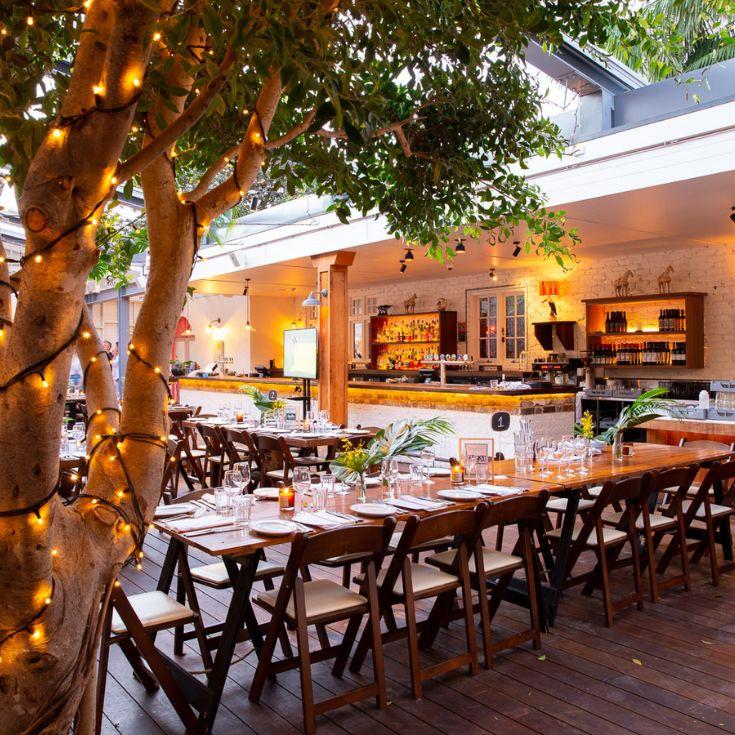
[250,520,297,537]
[154,503,196,519]
[253,487,280,500]
[350,503,395,518]
[437,488,483,501]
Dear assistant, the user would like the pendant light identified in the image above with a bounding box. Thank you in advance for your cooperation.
[455,238,466,254]
[243,278,255,331]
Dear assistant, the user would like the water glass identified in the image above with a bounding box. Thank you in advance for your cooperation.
[476,461,488,483]
[409,464,424,489]
[464,456,477,484]
[321,474,336,498]
[293,467,311,503]
[213,487,231,516]
[224,469,243,499]
[311,483,326,511]
[232,495,255,525]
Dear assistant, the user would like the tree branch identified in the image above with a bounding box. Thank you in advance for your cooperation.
[264,108,317,150]
[117,48,236,183]
[197,68,284,221]
[185,143,239,201]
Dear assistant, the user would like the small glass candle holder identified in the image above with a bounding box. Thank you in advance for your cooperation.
[279,485,295,511]
[450,463,464,485]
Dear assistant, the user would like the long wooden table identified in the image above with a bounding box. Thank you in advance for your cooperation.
[122,442,731,734]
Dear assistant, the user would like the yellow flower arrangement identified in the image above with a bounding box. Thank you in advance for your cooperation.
[579,410,594,439]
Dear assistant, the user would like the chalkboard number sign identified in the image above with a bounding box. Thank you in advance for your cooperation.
[491,412,511,432]
[267,389,278,400]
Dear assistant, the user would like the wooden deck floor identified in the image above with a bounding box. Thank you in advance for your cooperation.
[108,521,735,735]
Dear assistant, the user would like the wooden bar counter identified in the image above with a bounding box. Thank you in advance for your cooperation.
[642,416,735,446]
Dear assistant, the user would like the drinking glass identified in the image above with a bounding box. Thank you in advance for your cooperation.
[321,474,336,498]
[213,487,231,516]
[420,447,435,482]
[536,440,552,477]
[464,456,477,484]
[410,464,424,490]
[476,461,488,483]
[575,437,590,475]
[311,483,326,511]
[234,462,251,492]
[232,495,255,526]
[224,468,242,493]
[293,467,311,506]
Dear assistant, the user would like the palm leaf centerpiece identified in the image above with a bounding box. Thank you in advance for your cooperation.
[598,387,681,444]
[239,384,286,415]
[330,417,454,484]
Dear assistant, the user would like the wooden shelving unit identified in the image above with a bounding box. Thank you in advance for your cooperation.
[532,320,576,351]
[368,310,457,370]
[582,292,705,369]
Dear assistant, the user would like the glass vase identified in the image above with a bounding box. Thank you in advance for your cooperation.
[355,473,367,502]
[612,433,624,462]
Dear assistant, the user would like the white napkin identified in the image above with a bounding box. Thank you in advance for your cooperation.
[473,484,527,496]
[166,513,233,533]
[293,510,350,528]
[154,503,195,519]
[388,495,446,511]
[364,476,382,486]
[426,467,451,476]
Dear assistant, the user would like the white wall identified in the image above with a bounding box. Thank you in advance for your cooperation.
[183,293,303,372]
[350,242,735,380]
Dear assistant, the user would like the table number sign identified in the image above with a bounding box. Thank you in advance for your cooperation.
[491,411,510,431]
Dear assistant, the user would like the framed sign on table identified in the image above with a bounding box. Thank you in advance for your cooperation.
[458,438,494,467]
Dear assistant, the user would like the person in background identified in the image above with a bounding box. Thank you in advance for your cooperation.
[102,340,114,362]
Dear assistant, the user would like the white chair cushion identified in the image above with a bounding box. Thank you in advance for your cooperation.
[606,511,677,532]
[256,578,366,620]
[111,591,194,635]
[546,497,596,513]
[428,547,524,576]
[546,525,628,547]
[586,486,603,497]
[682,500,734,519]
[378,562,458,596]
[191,559,283,586]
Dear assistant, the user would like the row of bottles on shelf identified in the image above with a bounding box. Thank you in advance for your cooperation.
[658,309,686,332]
[603,309,687,334]
[373,317,439,343]
[376,346,430,370]
[604,311,628,333]
[590,342,687,366]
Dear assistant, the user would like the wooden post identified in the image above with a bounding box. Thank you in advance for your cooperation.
[311,251,356,425]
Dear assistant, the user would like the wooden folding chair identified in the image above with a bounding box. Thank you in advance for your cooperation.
[249,519,396,734]
[659,459,735,586]
[546,474,651,627]
[633,465,698,602]
[347,505,486,699]
[427,492,547,668]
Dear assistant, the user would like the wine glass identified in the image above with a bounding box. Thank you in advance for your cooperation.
[536,439,552,477]
[464,455,477,484]
[234,462,251,492]
[224,469,243,502]
[420,447,435,481]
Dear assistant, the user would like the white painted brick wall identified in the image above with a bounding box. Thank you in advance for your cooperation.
[350,243,735,380]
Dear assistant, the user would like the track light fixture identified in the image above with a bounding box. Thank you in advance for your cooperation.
[730,206,735,225]
[404,248,414,261]
[489,268,497,281]
[455,238,466,254]
[399,259,407,273]
[512,241,521,257]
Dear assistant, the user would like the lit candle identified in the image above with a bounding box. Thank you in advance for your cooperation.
[279,485,295,511]
[450,461,464,485]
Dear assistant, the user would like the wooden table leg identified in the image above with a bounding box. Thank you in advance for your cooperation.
[545,488,580,625]
[198,553,261,733]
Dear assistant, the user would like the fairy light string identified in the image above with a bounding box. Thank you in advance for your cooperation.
[0,578,56,661]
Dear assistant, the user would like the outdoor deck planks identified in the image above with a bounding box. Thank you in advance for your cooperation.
[105,520,735,734]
